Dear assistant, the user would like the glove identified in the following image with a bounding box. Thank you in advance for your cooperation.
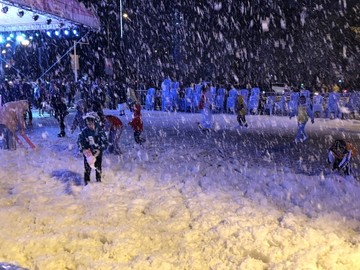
[93,149,100,158]
[84,149,96,169]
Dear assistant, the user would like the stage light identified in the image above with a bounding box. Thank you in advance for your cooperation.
[64,29,69,35]
[17,10,24,18]
[72,29,78,35]
[55,30,59,36]
[21,39,30,46]
[46,19,52,25]
[0,36,3,43]
[16,35,25,42]
[46,31,51,37]
[1,6,8,14]
[32,14,39,21]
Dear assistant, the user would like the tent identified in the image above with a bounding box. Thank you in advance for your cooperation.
[0,0,100,32]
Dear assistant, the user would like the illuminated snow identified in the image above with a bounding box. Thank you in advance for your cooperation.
[0,108,359,269]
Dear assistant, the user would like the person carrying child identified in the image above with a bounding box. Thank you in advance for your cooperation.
[289,95,314,143]
[104,114,123,154]
[328,139,357,176]
[128,102,146,144]
[77,112,109,185]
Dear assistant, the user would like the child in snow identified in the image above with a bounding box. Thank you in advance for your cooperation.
[289,95,314,143]
[235,95,248,127]
[128,103,146,144]
[70,99,87,134]
[328,139,357,175]
[77,112,109,185]
[104,114,123,154]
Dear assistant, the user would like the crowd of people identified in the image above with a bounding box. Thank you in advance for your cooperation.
[0,75,358,181]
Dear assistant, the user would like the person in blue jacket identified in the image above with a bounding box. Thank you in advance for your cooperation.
[77,112,108,185]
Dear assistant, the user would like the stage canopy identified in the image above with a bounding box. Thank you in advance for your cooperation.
[0,0,100,32]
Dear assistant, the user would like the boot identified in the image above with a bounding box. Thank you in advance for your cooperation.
[57,131,66,137]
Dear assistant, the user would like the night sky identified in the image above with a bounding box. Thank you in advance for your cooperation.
[6,0,360,89]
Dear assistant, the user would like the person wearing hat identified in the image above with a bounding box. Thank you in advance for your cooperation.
[289,95,314,143]
[77,112,109,185]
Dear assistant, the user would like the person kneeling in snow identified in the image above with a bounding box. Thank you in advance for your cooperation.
[328,139,357,176]
[77,112,108,185]
[128,103,146,144]
[104,114,123,154]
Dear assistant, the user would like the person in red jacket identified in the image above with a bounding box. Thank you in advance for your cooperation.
[104,114,123,154]
[128,103,146,144]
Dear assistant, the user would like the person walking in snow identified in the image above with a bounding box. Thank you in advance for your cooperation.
[289,95,314,143]
[51,87,68,137]
[235,94,248,127]
[128,102,145,144]
[77,112,109,185]
[104,114,123,154]
[198,84,213,131]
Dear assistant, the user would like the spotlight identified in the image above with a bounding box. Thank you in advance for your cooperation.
[17,10,24,18]
[32,14,39,21]
[46,19,52,25]
[1,6,8,14]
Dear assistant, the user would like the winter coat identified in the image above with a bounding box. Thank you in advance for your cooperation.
[105,115,123,130]
[291,104,314,124]
[51,93,68,120]
[329,140,357,160]
[235,95,247,116]
[77,125,109,155]
[128,104,143,132]
[0,100,29,134]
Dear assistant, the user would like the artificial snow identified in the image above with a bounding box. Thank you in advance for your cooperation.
[0,108,359,270]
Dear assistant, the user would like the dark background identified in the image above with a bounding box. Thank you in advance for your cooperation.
[6,0,360,90]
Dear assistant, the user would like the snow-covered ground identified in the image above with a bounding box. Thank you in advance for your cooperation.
[0,108,360,270]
